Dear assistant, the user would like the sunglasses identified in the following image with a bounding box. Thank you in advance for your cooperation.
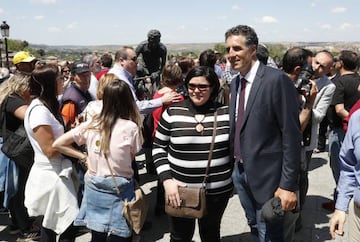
[188,83,211,91]
[128,56,137,62]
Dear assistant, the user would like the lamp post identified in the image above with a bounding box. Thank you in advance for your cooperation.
[0,39,2,67]
[0,21,10,69]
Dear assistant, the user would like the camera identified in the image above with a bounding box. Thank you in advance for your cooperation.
[294,64,314,92]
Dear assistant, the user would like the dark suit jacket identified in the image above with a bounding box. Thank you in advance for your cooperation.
[229,63,301,204]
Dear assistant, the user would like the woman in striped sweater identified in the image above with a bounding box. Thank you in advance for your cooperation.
[153,66,233,242]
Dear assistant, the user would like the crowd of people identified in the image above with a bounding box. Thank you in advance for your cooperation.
[0,25,359,242]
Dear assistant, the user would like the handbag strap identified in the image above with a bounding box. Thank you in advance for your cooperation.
[202,110,217,186]
[104,154,122,196]
[1,98,8,139]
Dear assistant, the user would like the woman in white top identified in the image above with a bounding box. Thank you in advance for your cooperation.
[53,79,143,242]
[24,63,79,242]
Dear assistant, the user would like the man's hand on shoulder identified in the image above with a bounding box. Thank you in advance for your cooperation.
[161,91,182,105]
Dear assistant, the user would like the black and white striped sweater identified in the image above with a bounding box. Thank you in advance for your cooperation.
[153,99,233,195]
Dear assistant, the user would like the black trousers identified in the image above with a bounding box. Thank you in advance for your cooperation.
[8,165,32,231]
[169,190,232,242]
[40,224,77,242]
[317,116,329,150]
[90,230,132,242]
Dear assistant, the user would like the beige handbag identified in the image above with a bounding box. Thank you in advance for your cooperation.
[105,156,148,235]
[165,111,217,219]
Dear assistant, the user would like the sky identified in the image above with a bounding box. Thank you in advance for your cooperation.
[0,0,359,46]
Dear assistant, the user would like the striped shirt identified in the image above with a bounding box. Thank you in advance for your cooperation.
[153,99,233,195]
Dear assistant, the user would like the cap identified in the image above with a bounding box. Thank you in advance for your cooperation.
[13,51,36,65]
[72,61,90,74]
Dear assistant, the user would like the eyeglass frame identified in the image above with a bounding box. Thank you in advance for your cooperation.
[187,83,212,91]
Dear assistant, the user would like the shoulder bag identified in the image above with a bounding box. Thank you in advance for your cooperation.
[105,156,148,235]
[1,98,38,170]
[164,110,218,219]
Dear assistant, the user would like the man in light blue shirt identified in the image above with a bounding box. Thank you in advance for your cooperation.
[330,109,360,241]
[109,46,181,115]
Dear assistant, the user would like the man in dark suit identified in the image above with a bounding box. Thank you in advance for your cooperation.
[227,25,302,242]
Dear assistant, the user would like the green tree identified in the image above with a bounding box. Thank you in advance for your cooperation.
[37,49,45,57]
[214,43,226,55]
[267,44,287,59]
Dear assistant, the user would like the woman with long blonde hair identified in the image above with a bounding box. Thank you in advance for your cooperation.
[0,72,40,240]
[53,79,143,242]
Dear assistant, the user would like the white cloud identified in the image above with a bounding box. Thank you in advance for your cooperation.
[332,7,346,13]
[0,8,4,14]
[259,16,278,24]
[321,24,332,29]
[232,5,241,11]
[340,22,352,30]
[34,15,44,20]
[30,0,57,4]
[48,26,61,33]
[66,22,78,30]
[310,2,316,7]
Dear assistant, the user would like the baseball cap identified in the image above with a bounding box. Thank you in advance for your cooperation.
[72,61,90,74]
[13,51,36,65]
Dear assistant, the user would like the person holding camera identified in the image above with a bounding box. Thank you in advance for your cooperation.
[283,48,335,230]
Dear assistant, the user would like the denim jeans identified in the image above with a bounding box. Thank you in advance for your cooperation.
[232,162,299,242]
[328,127,344,200]
[232,163,259,241]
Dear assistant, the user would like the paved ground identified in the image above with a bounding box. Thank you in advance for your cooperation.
[0,150,348,242]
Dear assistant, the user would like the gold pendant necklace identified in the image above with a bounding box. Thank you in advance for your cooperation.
[194,114,205,133]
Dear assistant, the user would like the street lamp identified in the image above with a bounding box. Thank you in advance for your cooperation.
[0,39,2,67]
[0,21,10,69]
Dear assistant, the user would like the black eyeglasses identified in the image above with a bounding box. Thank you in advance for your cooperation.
[128,56,137,62]
[62,69,70,73]
[188,83,211,91]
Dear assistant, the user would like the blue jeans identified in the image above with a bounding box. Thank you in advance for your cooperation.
[231,162,257,226]
[328,127,344,200]
[232,163,299,242]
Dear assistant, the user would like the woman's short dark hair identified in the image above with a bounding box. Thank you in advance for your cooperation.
[184,66,220,101]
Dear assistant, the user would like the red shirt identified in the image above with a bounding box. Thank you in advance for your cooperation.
[152,91,184,139]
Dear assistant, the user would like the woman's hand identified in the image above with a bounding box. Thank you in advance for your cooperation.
[163,179,186,208]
